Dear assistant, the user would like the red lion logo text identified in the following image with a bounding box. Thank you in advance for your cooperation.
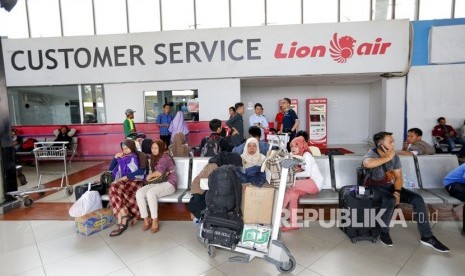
[274,33,392,63]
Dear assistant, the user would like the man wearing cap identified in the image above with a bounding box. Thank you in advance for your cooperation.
[123,109,137,139]
[156,104,173,146]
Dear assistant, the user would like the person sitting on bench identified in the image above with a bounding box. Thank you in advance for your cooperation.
[443,163,465,235]
[53,125,76,149]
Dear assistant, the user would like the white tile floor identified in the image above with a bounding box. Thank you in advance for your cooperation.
[0,220,464,276]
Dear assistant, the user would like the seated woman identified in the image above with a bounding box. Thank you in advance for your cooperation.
[136,139,177,233]
[169,132,191,157]
[108,139,148,237]
[281,136,323,232]
[168,111,189,143]
[53,126,76,149]
[11,128,22,151]
[241,137,266,169]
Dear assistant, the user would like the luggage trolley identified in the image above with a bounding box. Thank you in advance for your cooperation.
[8,142,73,207]
[198,153,300,273]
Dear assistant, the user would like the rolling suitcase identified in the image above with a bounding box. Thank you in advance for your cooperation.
[338,184,379,243]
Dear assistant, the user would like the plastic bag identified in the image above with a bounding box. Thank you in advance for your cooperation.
[69,183,103,217]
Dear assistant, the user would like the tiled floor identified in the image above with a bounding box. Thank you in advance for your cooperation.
[0,220,464,276]
[2,144,464,275]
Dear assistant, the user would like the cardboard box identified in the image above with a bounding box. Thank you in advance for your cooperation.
[239,224,272,253]
[75,208,115,236]
[242,184,275,224]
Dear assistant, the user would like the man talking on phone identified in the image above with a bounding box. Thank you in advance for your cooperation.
[362,131,449,252]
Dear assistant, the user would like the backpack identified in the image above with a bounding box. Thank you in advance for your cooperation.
[205,165,242,214]
[201,136,223,157]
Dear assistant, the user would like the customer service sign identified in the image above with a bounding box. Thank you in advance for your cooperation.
[2,19,409,86]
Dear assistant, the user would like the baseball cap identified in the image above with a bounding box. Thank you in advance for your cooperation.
[125,109,135,116]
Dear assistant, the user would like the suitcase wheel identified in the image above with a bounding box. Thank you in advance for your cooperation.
[351,238,357,243]
[207,245,216,258]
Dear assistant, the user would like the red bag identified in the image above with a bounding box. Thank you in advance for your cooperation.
[21,138,37,151]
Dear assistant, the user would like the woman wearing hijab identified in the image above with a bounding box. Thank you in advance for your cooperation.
[136,140,177,233]
[168,111,190,143]
[169,132,191,157]
[108,139,148,237]
[241,138,266,169]
[281,136,323,232]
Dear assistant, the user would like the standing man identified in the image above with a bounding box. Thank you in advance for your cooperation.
[278,98,299,142]
[123,109,137,139]
[227,102,245,147]
[443,163,465,235]
[363,131,449,252]
[248,103,269,141]
[397,128,435,156]
[433,117,465,154]
[156,104,173,147]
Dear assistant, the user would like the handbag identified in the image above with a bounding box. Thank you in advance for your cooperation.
[265,155,296,187]
[147,170,173,184]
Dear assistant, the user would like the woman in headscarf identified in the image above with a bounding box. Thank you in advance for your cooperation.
[281,136,323,232]
[108,139,148,237]
[241,138,266,169]
[169,132,191,157]
[136,139,177,233]
[168,111,189,143]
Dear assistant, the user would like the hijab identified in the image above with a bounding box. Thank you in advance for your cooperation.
[123,139,148,169]
[170,132,190,157]
[241,138,264,169]
[168,111,189,142]
[290,136,310,156]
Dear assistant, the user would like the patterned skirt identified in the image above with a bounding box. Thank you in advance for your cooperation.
[109,180,143,218]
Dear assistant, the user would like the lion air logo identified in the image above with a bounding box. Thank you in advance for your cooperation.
[329,33,356,63]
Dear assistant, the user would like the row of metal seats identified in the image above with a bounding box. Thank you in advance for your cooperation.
[299,154,462,206]
[110,154,462,206]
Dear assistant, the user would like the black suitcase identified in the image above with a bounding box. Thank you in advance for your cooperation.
[338,185,379,243]
[75,181,108,201]
[201,210,243,248]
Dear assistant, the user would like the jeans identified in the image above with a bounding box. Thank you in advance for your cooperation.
[446,183,465,229]
[444,136,465,154]
[371,184,433,238]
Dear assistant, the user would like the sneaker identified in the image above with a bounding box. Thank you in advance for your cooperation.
[379,232,393,246]
[420,236,450,253]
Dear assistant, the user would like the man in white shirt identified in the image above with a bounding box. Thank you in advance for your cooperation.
[248,103,269,141]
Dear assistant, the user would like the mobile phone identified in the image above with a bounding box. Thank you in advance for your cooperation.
[377,143,386,153]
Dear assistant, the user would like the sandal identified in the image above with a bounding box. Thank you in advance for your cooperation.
[151,218,159,234]
[130,216,139,227]
[143,218,152,231]
[109,215,130,237]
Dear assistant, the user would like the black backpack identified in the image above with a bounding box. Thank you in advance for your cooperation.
[205,165,242,214]
[201,136,223,157]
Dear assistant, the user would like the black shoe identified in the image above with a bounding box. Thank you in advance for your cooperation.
[420,236,450,253]
[379,232,393,246]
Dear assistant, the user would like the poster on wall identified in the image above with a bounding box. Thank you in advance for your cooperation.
[307,98,327,147]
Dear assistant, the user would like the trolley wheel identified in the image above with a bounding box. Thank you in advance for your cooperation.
[65,186,73,196]
[276,255,296,273]
[207,245,216,258]
[39,192,46,196]
[24,198,34,207]
[351,238,357,243]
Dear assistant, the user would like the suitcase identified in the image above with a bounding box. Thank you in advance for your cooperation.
[200,210,243,248]
[338,185,379,243]
[75,181,108,201]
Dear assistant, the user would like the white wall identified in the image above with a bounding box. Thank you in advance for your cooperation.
[241,82,384,144]
[406,64,465,144]
[104,78,240,123]
[384,77,406,149]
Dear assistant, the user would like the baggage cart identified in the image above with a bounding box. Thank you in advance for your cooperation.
[198,155,301,273]
[7,142,73,207]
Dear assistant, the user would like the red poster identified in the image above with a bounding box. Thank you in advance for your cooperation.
[306,98,327,147]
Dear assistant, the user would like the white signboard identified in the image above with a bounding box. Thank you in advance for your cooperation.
[2,20,410,86]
